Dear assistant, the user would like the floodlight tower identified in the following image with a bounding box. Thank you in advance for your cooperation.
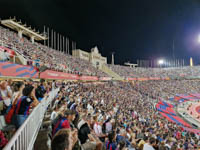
[198,35,200,43]
[158,59,164,68]
[158,59,164,65]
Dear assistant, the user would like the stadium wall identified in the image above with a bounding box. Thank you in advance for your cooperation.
[0,61,104,81]
[127,77,170,81]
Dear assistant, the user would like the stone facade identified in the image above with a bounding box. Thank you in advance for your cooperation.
[72,46,107,69]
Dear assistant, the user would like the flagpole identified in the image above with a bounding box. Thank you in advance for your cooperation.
[63,36,64,53]
[51,29,53,49]
[68,39,70,54]
[58,33,59,51]
[54,31,56,50]
[67,38,68,54]
[60,35,62,52]
[66,37,67,54]
[44,26,46,46]
[47,27,49,48]
[60,34,61,52]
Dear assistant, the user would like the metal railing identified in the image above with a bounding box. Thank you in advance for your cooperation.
[3,88,59,150]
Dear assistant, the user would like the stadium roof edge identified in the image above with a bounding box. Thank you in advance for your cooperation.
[1,19,47,41]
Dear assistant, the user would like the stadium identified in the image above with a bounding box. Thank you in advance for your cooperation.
[1,1,200,150]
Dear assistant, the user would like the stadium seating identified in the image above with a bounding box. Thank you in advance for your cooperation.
[0,26,108,77]
[2,23,200,150]
[159,112,191,128]
[108,64,200,78]
[156,103,176,116]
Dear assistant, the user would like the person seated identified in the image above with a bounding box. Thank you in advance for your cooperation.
[50,106,60,121]
[52,110,76,136]
[116,128,130,147]
[0,130,8,149]
[93,115,106,142]
[51,129,78,150]
[78,114,102,150]
[143,137,156,150]
[105,131,117,150]
[118,140,128,150]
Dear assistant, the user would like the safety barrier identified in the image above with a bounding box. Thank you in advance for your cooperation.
[3,88,59,150]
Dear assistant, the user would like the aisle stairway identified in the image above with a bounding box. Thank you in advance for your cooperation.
[100,65,123,80]
[14,51,27,65]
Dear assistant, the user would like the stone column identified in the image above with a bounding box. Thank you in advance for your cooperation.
[31,36,35,44]
[18,30,23,38]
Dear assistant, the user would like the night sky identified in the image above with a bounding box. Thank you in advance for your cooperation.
[1,0,200,65]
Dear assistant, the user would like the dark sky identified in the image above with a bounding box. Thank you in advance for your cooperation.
[1,0,200,65]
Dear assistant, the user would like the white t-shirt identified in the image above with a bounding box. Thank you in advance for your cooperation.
[1,52,9,60]
[52,82,55,89]
[7,86,12,95]
[143,143,155,150]
[106,122,112,133]
[93,123,99,135]
[114,107,118,113]
[12,91,19,104]
[53,100,59,109]
[50,111,58,121]
[1,89,11,106]
[93,123,102,136]
[101,99,104,104]
[87,104,93,112]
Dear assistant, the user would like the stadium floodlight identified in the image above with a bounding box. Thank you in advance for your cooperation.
[198,35,200,43]
[158,59,164,65]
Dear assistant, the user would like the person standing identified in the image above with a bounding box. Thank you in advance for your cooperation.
[143,137,156,150]
[13,85,39,128]
[0,81,12,114]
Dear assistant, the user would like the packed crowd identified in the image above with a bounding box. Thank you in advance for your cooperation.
[0,78,52,149]
[108,65,200,78]
[44,80,200,150]
[2,25,200,79]
[0,26,108,77]
[0,79,200,149]
[132,80,200,100]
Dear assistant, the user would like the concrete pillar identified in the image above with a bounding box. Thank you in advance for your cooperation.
[18,30,23,39]
[31,36,35,44]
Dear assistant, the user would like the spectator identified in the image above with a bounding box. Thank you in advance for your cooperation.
[51,129,78,150]
[52,110,75,136]
[1,50,10,61]
[6,79,13,97]
[118,140,128,150]
[93,116,106,142]
[105,131,117,150]
[143,137,156,150]
[13,84,39,128]
[50,106,59,121]
[26,78,33,86]
[0,81,12,114]
[11,81,24,105]
[35,79,46,101]
[52,80,56,90]
[0,130,8,149]
[78,114,102,150]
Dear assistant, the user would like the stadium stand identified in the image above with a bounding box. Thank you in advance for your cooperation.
[108,64,200,79]
[1,20,200,150]
[0,26,109,77]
